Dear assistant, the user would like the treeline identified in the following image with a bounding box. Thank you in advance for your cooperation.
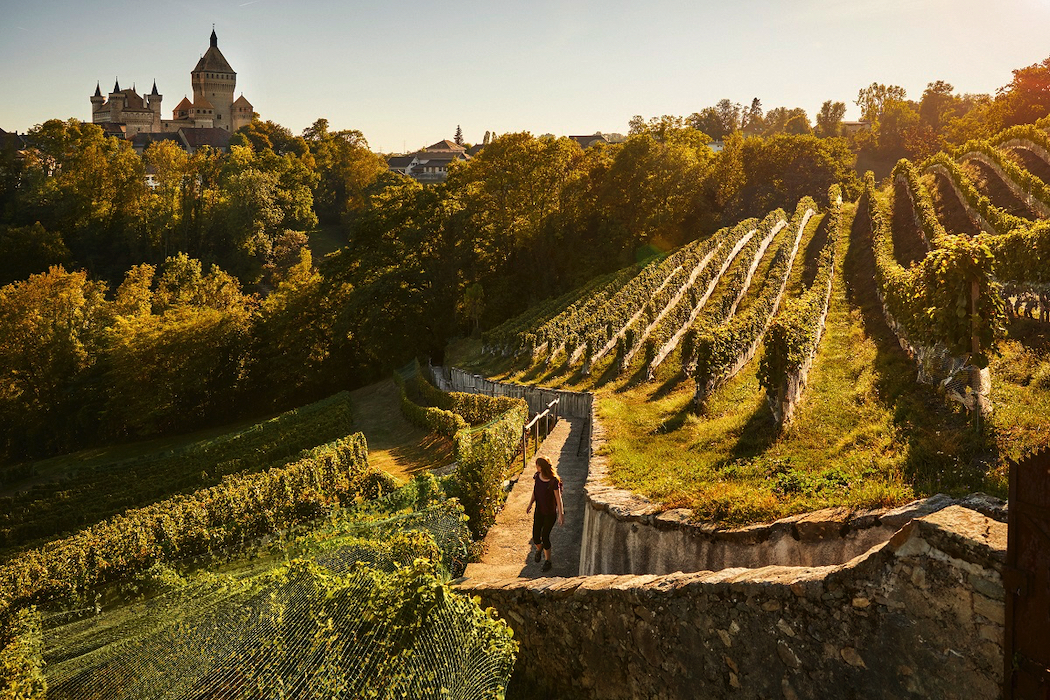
[0,117,384,287]
[667,55,1050,169]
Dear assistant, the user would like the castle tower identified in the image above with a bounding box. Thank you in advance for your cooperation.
[147,80,163,131]
[108,78,125,122]
[190,28,236,131]
[90,82,105,115]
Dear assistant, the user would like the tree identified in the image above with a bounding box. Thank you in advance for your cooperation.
[815,100,846,138]
[459,282,485,334]
[454,125,464,146]
[993,56,1050,127]
[784,109,812,135]
[742,98,764,135]
[855,83,907,122]
[0,267,110,458]
[0,223,71,286]
[302,118,386,225]
[919,81,956,132]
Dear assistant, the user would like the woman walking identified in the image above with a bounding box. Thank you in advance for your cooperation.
[526,456,564,572]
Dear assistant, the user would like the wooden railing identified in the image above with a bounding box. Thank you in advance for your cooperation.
[520,398,559,471]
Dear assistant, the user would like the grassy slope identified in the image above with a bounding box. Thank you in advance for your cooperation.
[452,199,1014,525]
[348,380,455,480]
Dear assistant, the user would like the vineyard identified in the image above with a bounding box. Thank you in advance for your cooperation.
[0,378,530,698]
[3,106,1050,700]
[450,119,1050,523]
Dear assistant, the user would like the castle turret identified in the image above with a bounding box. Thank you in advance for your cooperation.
[191,28,236,130]
[90,82,104,114]
[231,94,254,132]
[147,80,163,130]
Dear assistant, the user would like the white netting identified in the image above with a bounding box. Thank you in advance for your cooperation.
[39,492,514,700]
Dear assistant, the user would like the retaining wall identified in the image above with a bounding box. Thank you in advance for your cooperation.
[460,505,1007,700]
[580,412,1001,575]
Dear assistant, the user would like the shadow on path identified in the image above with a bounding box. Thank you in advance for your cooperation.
[463,418,587,581]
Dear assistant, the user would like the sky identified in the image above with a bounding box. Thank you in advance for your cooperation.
[2,0,1050,153]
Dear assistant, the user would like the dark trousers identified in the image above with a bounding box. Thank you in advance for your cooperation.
[532,511,557,551]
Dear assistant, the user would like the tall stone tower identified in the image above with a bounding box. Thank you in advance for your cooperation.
[147,80,163,131]
[191,28,237,131]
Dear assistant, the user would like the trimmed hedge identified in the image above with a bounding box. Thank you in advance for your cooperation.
[447,401,529,539]
[393,366,528,539]
[393,370,469,438]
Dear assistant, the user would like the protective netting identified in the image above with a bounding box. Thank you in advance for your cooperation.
[38,489,515,700]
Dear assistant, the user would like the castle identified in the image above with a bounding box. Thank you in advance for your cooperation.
[91,29,253,139]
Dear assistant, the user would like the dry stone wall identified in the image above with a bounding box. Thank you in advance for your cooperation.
[460,506,1007,700]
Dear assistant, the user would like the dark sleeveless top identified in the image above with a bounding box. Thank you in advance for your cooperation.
[533,473,561,515]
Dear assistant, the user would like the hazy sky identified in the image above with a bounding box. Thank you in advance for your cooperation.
[2,0,1050,152]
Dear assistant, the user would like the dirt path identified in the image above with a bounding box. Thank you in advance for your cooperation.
[464,417,588,581]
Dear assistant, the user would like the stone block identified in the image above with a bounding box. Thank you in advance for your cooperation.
[973,594,1004,625]
[840,646,866,668]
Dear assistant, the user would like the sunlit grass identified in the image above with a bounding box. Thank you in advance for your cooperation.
[451,201,1034,525]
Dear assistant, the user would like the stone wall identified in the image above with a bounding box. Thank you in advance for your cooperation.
[460,506,1007,700]
[436,366,594,419]
[581,412,1002,576]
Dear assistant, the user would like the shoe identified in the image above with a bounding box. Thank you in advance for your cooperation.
[533,548,542,563]
[542,560,552,572]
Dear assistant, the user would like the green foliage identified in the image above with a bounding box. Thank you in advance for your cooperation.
[759,188,842,418]
[393,370,468,438]
[891,158,950,246]
[392,363,526,539]
[950,137,1050,213]
[642,217,761,372]
[482,266,636,355]
[693,198,816,402]
[987,219,1050,287]
[864,173,1006,366]
[0,432,375,621]
[447,401,529,539]
[0,224,70,287]
[0,392,354,554]
[0,608,44,700]
[727,134,857,221]
[921,152,1030,233]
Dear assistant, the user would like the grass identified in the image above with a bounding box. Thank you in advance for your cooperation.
[453,199,1016,525]
[989,317,1050,463]
[348,380,455,480]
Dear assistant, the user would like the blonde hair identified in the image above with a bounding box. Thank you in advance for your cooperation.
[535,456,559,481]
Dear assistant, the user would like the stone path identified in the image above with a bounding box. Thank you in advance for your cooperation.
[463,417,588,581]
